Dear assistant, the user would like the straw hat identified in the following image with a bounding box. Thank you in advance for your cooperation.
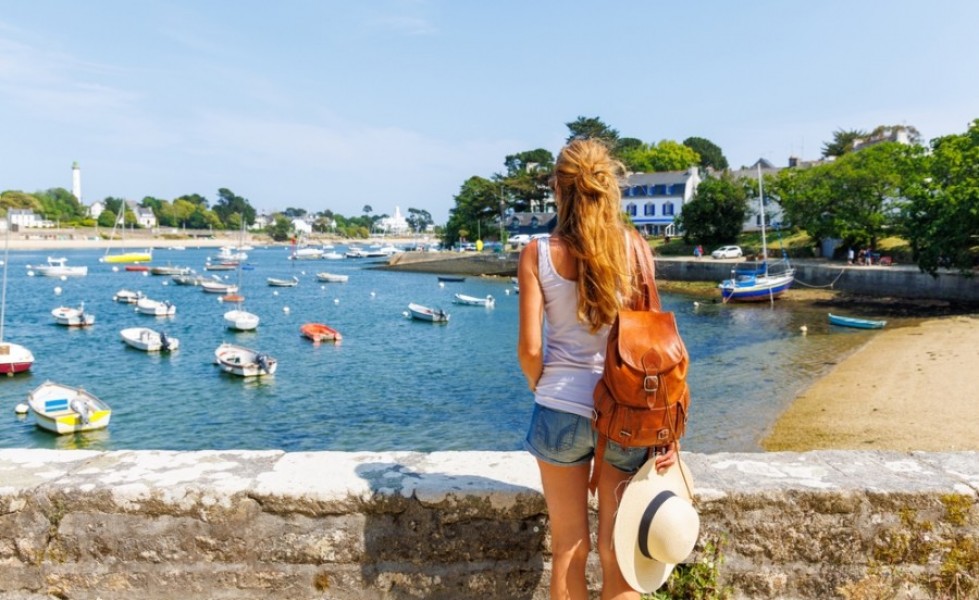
[613,458,699,593]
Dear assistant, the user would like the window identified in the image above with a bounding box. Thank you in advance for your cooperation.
[530,217,539,228]
[644,203,655,216]
[663,202,675,216]
[626,203,637,217]
[671,184,686,196]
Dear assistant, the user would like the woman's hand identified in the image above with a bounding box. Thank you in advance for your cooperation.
[653,441,679,472]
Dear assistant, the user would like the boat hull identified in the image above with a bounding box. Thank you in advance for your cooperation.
[828,313,887,329]
[719,275,795,301]
[300,323,342,342]
[407,303,449,323]
[224,309,260,331]
[27,381,111,434]
[214,343,277,377]
[267,277,299,287]
[51,307,95,327]
[104,252,152,264]
[120,327,179,352]
[453,293,495,307]
[0,342,34,374]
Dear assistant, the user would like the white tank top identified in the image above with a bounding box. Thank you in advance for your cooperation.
[533,236,609,419]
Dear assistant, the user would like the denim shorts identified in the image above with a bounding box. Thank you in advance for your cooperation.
[523,404,648,473]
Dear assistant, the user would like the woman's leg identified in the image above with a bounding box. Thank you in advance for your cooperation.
[597,465,640,600]
[538,459,592,600]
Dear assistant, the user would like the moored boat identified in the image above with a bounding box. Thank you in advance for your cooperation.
[0,342,34,374]
[27,380,111,434]
[113,289,144,303]
[453,293,495,307]
[150,265,192,276]
[437,275,465,283]
[300,322,343,343]
[52,305,95,327]
[267,276,299,287]
[125,264,149,272]
[30,257,88,278]
[120,327,179,352]
[316,272,349,283]
[828,313,887,329]
[201,280,239,294]
[407,303,449,323]
[135,297,176,317]
[224,309,260,331]
[214,342,277,377]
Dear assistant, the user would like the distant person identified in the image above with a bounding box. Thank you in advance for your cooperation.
[847,247,854,265]
[694,245,702,259]
[518,139,678,600]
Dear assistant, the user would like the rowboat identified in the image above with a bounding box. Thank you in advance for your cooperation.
[322,251,344,260]
[224,309,260,331]
[171,273,209,286]
[453,293,495,307]
[120,327,179,352]
[27,381,111,434]
[316,272,349,283]
[30,257,88,278]
[204,262,237,271]
[407,303,449,323]
[437,275,465,283]
[214,342,277,377]
[150,265,191,276]
[0,342,34,375]
[267,276,300,287]
[300,322,343,343]
[201,281,239,294]
[292,247,324,260]
[113,289,144,303]
[135,297,176,317]
[828,313,887,329]
[52,305,95,327]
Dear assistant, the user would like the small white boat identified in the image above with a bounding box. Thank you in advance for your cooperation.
[214,342,277,377]
[267,276,299,287]
[120,327,179,352]
[453,293,495,307]
[52,305,95,327]
[201,280,239,294]
[292,247,324,260]
[0,342,34,375]
[316,272,349,283]
[113,289,144,303]
[150,264,192,276]
[322,251,344,260]
[135,297,176,316]
[171,273,208,286]
[407,302,449,323]
[214,247,248,262]
[27,380,111,434]
[31,257,88,278]
[224,308,260,331]
[345,248,368,259]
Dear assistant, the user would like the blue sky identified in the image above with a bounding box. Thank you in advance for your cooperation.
[1,1,976,222]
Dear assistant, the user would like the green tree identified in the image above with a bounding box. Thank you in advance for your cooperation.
[97,209,117,228]
[0,190,42,212]
[35,188,85,223]
[683,136,729,170]
[213,188,254,228]
[266,214,293,242]
[899,119,979,275]
[406,207,433,233]
[444,176,499,247]
[174,193,209,207]
[821,128,867,158]
[502,148,554,213]
[674,175,749,247]
[565,116,619,146]
[619,140,700,173]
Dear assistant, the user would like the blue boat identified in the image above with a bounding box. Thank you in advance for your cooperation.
[828,313,887,329]
[718,166,795,303]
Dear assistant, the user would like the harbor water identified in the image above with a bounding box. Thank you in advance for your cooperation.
[0,246,877,453]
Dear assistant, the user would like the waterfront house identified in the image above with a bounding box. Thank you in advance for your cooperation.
[620,167,701,237]
[505,212,556,238]
[7,209,45,230]
[88,201,106,220]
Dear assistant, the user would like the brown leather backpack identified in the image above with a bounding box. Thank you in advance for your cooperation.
[591,231,690,489]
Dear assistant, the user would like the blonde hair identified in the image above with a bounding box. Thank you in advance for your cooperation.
[552,139,633,333]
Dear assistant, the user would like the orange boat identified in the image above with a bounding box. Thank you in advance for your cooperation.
[300,322,342,343]
[221,293,245,303]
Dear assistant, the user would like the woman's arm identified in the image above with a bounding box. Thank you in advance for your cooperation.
[517,239,544,392]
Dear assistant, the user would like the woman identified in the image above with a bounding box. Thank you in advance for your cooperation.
[518,139,677,600]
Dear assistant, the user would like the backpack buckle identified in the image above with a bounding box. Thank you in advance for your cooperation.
[643,375,659,393]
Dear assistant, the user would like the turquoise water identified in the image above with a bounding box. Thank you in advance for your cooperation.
[0,246,874,453]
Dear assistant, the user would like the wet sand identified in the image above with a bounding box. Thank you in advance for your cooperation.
[762,315,979,451]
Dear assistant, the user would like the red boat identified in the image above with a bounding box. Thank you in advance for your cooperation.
[125,265,149,272]
[0,342,34,374]
[300,322,342,343]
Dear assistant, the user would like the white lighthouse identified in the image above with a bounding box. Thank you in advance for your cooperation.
[71,161,82,202]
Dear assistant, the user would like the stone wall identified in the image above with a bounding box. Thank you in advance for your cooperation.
[1,449,977,599]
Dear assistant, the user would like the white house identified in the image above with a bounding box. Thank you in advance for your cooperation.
[88,201,105,220]
[7,209,44,229]
[375,206,410,235]
[292,218,312,235]
[125,201,157,229]
[620,167,701,236]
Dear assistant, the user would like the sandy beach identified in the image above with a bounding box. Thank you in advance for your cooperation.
[762,315,979,451]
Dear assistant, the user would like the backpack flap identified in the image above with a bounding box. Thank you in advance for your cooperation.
[614,310,686,373]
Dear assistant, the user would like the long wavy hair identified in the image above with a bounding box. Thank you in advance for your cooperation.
[551,139,633,333]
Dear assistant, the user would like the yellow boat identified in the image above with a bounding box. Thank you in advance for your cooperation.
[103,250,153,264]
[27,381,112,434]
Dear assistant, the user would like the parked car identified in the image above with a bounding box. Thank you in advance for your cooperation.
[508,234,531,246]
[711,245,743,259]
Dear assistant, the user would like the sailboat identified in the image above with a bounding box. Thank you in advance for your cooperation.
[719,166,795,302]
[101,202,152,264]
[224,215,260,331]
[0,216,34,374]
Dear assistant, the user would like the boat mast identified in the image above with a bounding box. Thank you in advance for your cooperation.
[757,164,768,277]
[0,215,9,343]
